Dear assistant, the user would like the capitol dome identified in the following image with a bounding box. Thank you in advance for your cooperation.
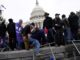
[31,5,45,17]
[30,0,45,22]
[30,0,45,29]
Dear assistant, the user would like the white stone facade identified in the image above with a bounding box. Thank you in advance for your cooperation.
[30,0,45,29]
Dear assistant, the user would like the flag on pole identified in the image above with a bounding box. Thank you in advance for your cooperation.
[50,55,55,60]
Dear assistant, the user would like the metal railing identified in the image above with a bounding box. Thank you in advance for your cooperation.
[72,40,80,60]
[72,40,80,55]
[0,42,11,52]
[33,42,56,60]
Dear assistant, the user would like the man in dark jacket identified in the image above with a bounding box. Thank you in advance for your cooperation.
[22,23,45,49]
[23,23,41,55]
[62,14,72,44]
[43,12,53,29]
[7,18,17,50]
[53,13,64,46]
[0,20,6,48]
[68,12,79,40]
[43,12,54,45]
[30,25,45,45]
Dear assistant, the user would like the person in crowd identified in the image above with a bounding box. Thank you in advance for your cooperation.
[30,23,46,45]
[22,23,45,49]
[62,14,72,44]
[0,20,6,48]
[29,23,41,55]
[15,20,25,49]
[43,12,53,29]
[43,12,54,45]
[68,12,79,40]
[23,23,41,55]
[7,18,17,50]
[53,13,64,46]
[22,24,30,50]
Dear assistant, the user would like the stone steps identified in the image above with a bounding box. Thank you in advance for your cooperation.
[0,44,80,60]
[0,46,65,60]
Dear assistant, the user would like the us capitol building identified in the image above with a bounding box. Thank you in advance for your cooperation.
[30,0,45,29]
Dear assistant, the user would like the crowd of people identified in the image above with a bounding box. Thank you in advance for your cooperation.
[0,11,80,55]
[43,12,80,46]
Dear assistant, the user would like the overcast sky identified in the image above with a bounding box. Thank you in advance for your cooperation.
[0,0,80,22]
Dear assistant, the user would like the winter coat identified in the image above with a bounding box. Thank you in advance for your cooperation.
[68,14,79,30]
[0,22,6,37]
[7,22,16,38]
[15,23,23,42]
[43,17,53,29]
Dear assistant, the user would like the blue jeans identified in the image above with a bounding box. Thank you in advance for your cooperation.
[64,27,72,43]
[29,37,40,54]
